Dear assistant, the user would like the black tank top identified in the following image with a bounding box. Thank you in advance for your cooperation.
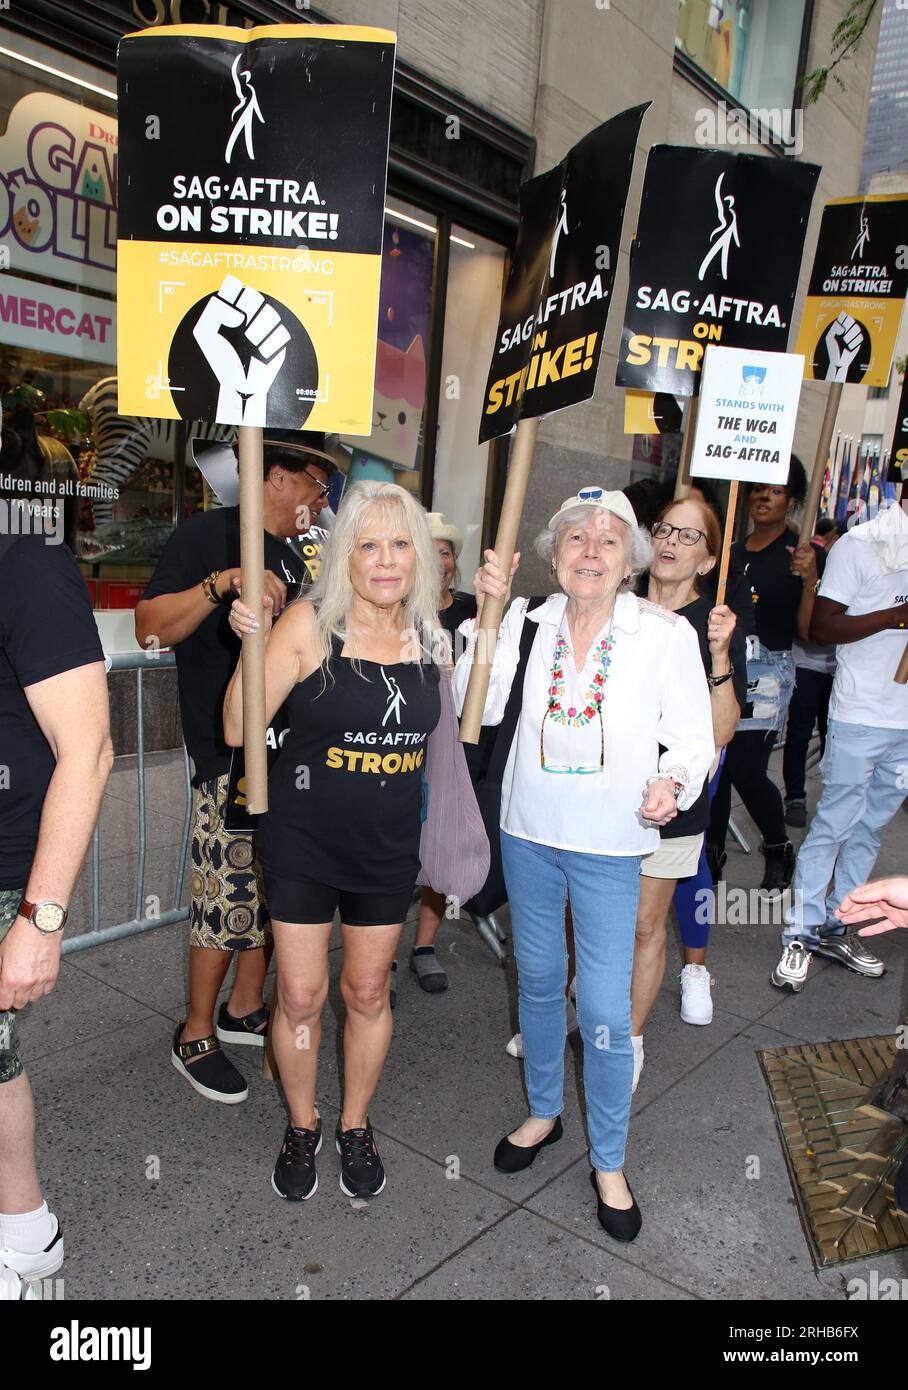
[259,638,441,892]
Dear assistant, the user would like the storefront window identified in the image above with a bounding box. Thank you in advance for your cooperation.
[339,196,436,498]
[676,0,808,139]
[0,39,118,579]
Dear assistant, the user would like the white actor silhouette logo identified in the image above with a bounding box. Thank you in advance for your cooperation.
[193,274,291,426]
[381,667,406,726]
[226,54,264,164]
[823,310,864,383]
[549,190,568,279]
[851,213,870,261]
[698,171,740,281]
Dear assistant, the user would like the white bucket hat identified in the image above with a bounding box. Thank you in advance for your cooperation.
[548,486,638,532]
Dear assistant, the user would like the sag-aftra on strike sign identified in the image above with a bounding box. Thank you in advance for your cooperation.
[616,147,819,396]
[116,23,395,433]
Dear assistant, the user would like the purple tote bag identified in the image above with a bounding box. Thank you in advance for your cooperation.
[416,668,490,904]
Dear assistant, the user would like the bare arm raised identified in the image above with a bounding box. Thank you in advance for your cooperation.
[222,597,323,746]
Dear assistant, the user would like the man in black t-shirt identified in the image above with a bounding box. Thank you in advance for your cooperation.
[135,430,334,1105]
[0,536,111,1299]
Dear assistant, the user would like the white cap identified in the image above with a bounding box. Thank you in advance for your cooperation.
[548,486,638,532]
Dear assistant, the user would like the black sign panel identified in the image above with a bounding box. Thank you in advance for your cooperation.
[118,32,394,255]
[478,103,649,444]
[616,146,819,397]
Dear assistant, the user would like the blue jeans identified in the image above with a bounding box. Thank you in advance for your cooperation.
[501,831,641,1172]
[783,719,907,946]
[738,643,796,733]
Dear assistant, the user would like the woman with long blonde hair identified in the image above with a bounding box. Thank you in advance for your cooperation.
[223,481,442,1203]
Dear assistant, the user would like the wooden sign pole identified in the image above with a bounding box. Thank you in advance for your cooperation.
[460,415,540,744]
[673,394,700,500]
[238,425,269,812]
[894,478,908,684]
[715,480,739,608]
[798,381,842,546]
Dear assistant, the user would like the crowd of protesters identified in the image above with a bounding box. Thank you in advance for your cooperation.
[1,429,907,1296]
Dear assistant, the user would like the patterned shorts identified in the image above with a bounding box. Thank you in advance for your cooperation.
[0,888,24,1085]
[189,775,269,951]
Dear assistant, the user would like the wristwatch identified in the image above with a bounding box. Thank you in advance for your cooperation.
[17,899,68,934]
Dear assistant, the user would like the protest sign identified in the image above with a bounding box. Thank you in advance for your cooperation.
[462,106,649,742]
[117,23,396,811]
[616,146,819,397]
[478,104,649,444]
[690,344,803,602]
[116,23,396,433]
[795,195,908,388]
[690,345,803,485]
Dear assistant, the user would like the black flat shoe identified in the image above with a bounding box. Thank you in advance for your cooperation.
[494,1116,563,1173]
[590,1169,642,1242]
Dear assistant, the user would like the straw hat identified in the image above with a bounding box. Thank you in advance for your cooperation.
[426,512,464,557]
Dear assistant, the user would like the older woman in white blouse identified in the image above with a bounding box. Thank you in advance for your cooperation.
[452,488,713,1241]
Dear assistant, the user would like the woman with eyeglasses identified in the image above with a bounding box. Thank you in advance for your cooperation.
[451,488,713,1241]
[630,495,747,1090]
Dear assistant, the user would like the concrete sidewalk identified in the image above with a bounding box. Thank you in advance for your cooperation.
[18,746,908,1300]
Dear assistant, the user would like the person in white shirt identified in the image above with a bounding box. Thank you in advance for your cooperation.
[774,501,908,992]
[452,488,713,1241]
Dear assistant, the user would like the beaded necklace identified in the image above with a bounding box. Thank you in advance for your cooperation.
[539,616,616,771]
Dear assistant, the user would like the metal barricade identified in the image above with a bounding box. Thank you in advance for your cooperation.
[62,651,193,957]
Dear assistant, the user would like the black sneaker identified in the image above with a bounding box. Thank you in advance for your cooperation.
[759,841,795,895]
[336,1120,386,1198]
[171,1023,248,1104]
[705,842,727,883]
[271,1118,323,1201]
[784,799,807,828]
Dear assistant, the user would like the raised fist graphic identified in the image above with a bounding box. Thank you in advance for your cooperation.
[193,275,291,425]
[823,311,864,384]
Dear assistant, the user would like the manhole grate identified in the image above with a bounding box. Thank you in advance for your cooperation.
[758,1034,908,1268]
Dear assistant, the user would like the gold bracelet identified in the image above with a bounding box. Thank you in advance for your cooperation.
[202,571,221,605]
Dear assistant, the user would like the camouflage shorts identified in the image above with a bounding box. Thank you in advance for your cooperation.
[0,889,23,1084]
[189,775,269,950]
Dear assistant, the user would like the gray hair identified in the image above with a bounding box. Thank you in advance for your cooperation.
[534,503,653,585]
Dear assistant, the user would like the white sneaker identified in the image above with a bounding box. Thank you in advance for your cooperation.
[679,964,713,1025]
[771,941,812,992]
[0,1261,36,1300]
[506,1032,524,1058]
[631,1035,644,1093]
[0,1216,63,1281]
